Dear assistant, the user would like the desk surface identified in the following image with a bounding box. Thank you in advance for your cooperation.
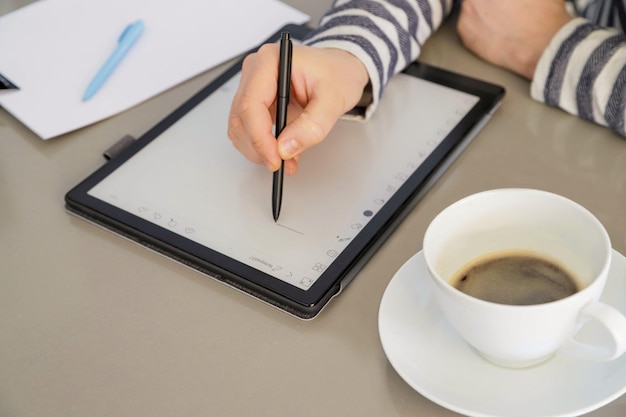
[2,1,625,416]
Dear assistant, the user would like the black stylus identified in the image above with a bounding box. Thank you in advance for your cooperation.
[272,32,292,221]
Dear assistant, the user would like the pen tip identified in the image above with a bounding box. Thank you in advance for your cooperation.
[273,205,280,221]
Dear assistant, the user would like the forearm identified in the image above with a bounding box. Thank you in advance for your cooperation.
[303,0,455,119]
[531,17,626,137]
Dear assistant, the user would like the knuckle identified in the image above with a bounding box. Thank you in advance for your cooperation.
[227,103,246,142]
[257,43,276,56]
[241,53,256,72]
[226,117,241,142]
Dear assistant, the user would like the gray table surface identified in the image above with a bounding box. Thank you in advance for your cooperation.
[2,1,625,416]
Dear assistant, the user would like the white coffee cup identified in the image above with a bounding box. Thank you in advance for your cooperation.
[423,188,626,368]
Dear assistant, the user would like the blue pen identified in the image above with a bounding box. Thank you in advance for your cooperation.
[82,20,144,101]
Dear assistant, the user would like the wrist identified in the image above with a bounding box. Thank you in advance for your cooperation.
[522,16,575,80]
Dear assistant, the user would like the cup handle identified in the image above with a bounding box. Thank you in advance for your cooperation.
[561,301,626,361]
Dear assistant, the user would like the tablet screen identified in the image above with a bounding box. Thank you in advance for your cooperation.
[87,71,479,290]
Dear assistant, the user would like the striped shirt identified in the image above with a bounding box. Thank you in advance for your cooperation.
[304,0,626,137]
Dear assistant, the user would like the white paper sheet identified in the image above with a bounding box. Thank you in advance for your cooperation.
[0,0,308,139]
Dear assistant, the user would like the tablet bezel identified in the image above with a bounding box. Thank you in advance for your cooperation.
[65,24,505,319]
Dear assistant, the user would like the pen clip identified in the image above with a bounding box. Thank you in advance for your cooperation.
[119,20,144,44]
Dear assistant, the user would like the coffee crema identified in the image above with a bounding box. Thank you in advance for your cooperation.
[450,251,580,305]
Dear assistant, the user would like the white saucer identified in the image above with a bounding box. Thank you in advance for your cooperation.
[378,250,626,417]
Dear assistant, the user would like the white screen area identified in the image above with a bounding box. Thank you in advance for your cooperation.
[89,72,479,290]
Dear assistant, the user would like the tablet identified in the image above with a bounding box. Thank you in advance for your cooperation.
[65,24,505,319]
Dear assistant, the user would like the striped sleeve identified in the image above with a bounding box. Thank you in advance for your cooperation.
[303,0,455,119]
[531,17,626,137]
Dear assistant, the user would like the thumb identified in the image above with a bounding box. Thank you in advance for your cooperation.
[276,95,344,160]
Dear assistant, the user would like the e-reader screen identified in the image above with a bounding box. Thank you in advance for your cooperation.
[66,25,504,318]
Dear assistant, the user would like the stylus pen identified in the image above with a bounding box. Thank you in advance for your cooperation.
[272,32,292,221]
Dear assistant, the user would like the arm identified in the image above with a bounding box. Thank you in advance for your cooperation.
[304,0,455,119]
[228,0,455,175]
[531,18,626,137]
[457,0,626,137]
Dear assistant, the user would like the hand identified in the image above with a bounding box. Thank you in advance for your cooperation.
[228,44,369,175]
[457,0,573,79]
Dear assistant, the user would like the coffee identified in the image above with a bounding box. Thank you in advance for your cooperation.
[451,251,580,305]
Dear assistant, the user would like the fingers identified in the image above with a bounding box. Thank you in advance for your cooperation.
[228,44,370,175]
[228,44,337,174]
[276,47,368,161]
[283,155,300,176]
[276,94,343,161]
[229,95,280,170]
[228,45,282,170]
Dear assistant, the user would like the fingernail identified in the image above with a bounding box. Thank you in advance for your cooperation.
[279,138,299,159]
